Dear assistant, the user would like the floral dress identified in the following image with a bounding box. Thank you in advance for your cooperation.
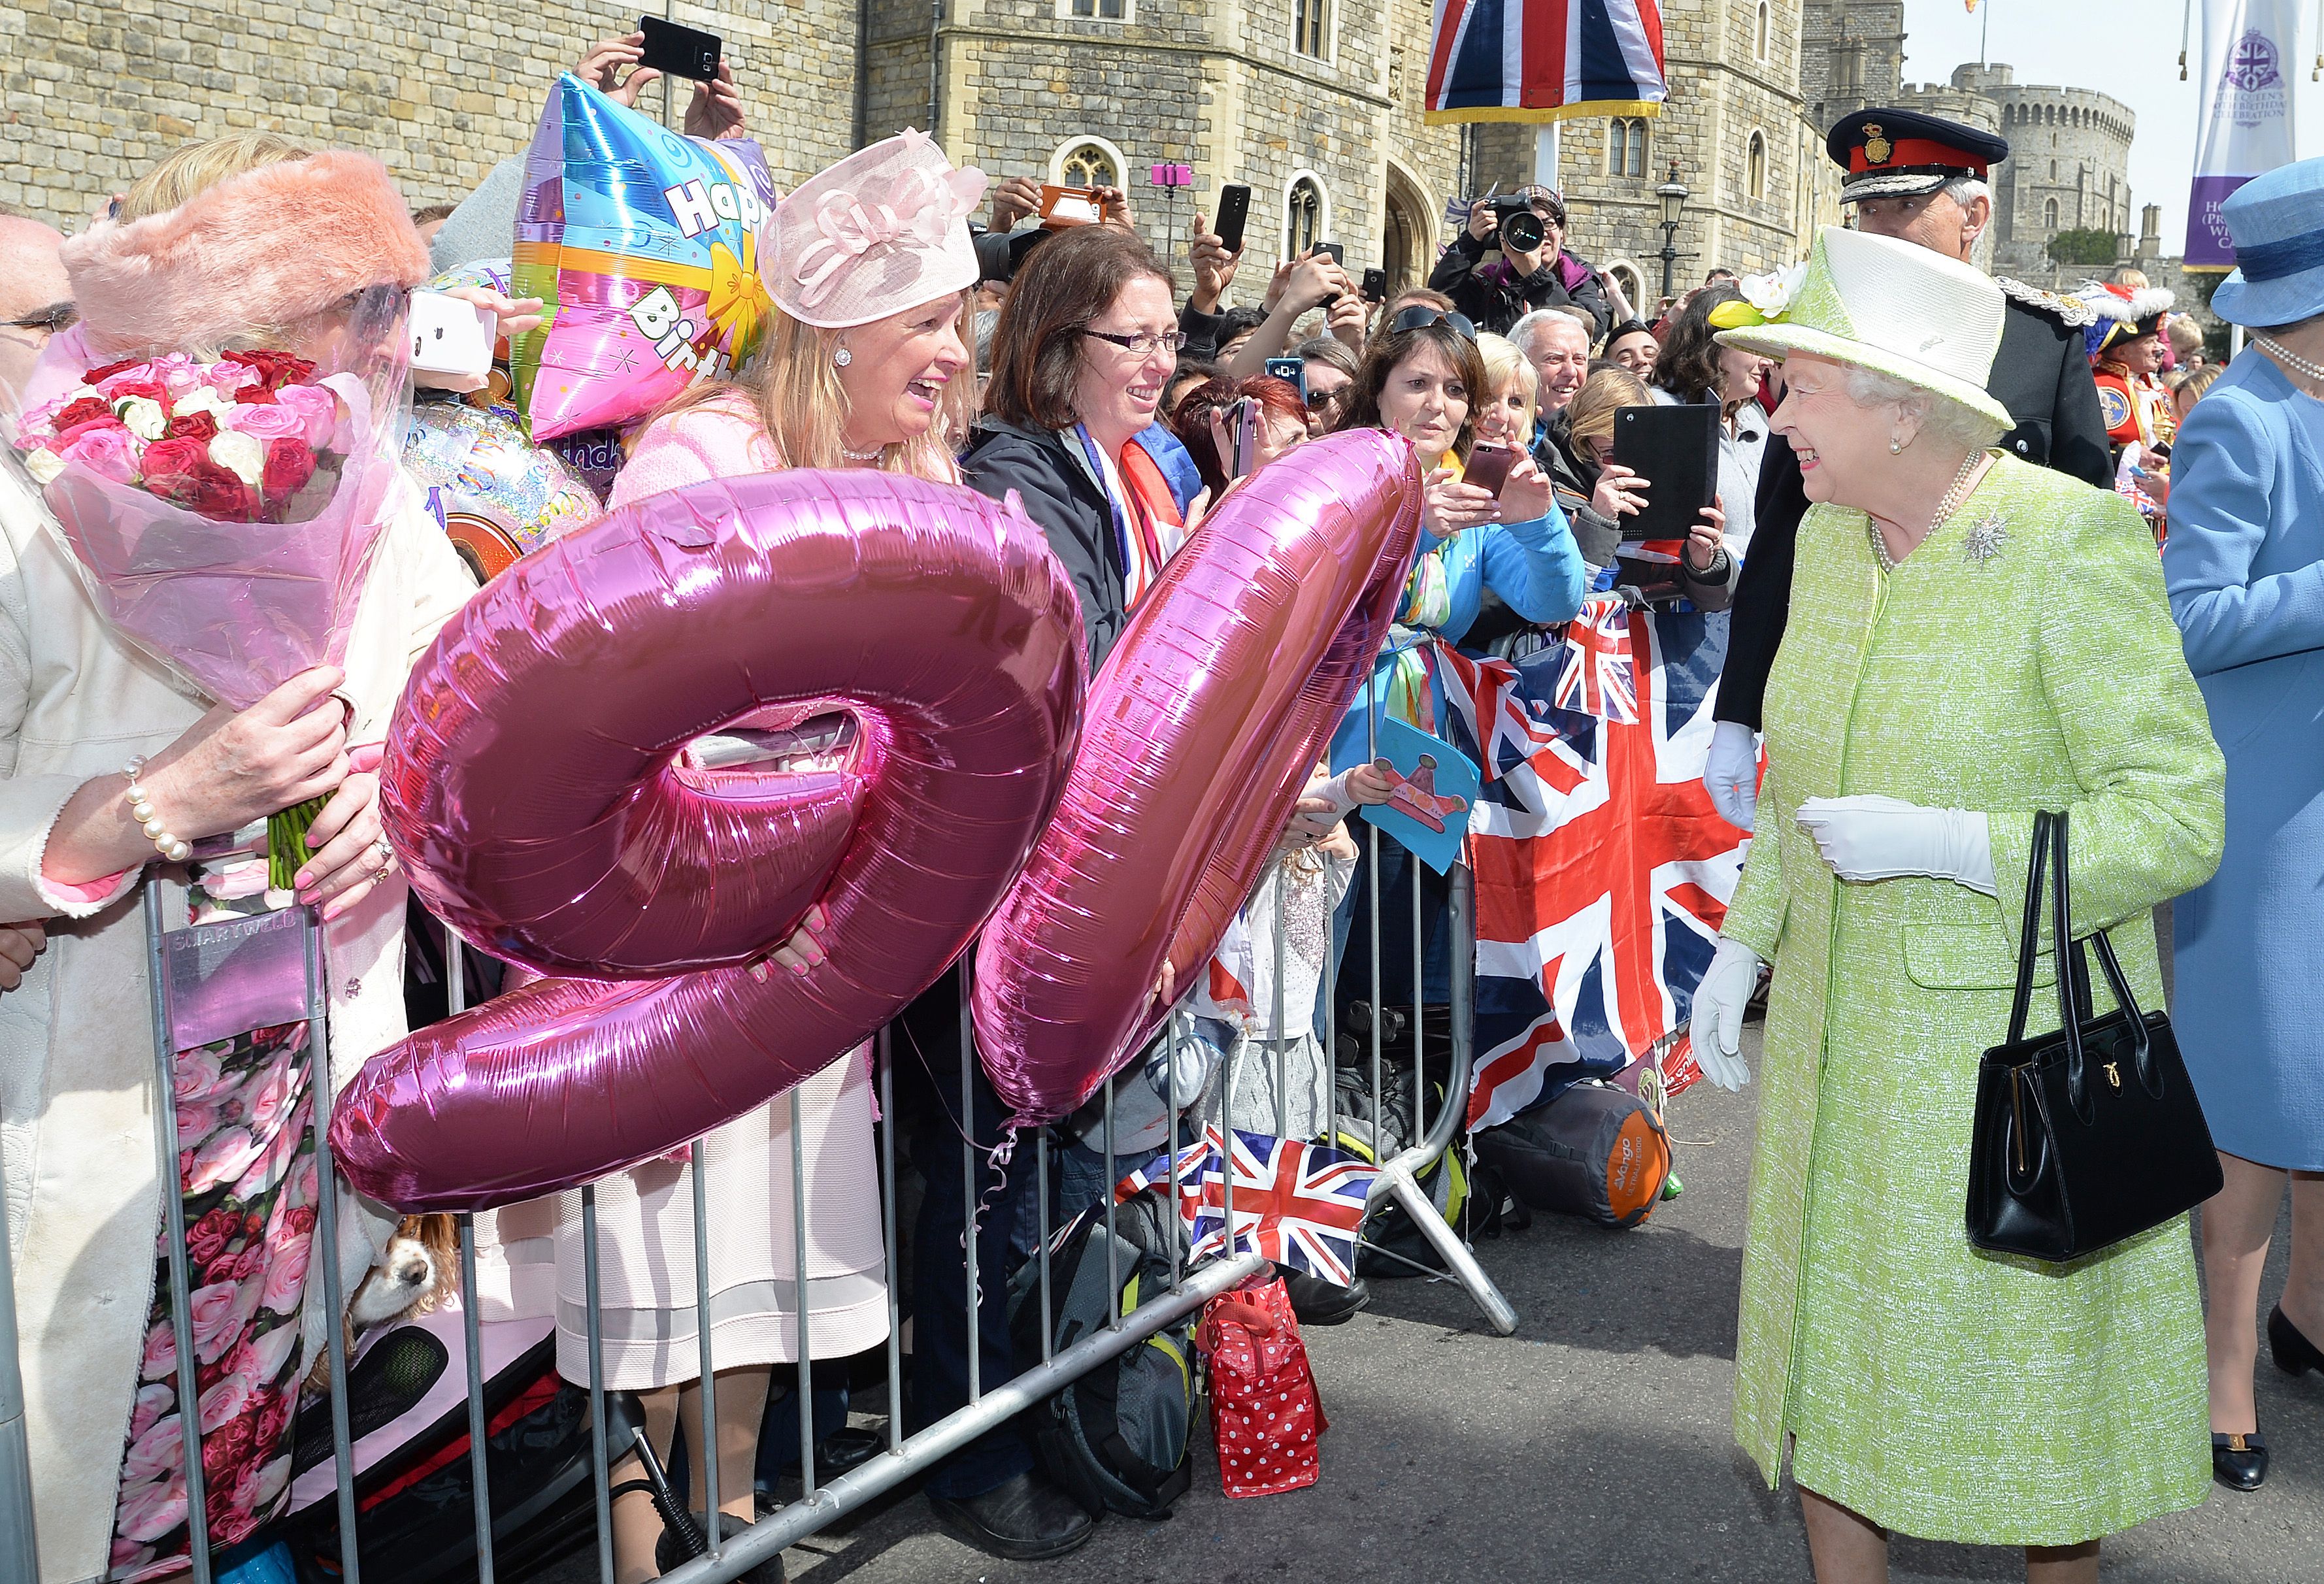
[108,855,322,1579]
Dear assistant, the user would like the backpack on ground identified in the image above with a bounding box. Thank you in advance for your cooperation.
[1006,1204,1197,1519]
[1472,1079,1671,1228]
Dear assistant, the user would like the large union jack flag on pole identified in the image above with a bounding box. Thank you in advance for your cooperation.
[1118,1126,1379,1287]
[1423,0,1668,124]
[1434,595,1748,1130]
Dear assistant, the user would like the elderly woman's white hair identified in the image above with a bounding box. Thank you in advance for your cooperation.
[1840,363,2010,454]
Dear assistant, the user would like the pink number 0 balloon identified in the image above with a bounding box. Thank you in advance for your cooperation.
[972,429,1423,1123]
[329,471,1084,1213]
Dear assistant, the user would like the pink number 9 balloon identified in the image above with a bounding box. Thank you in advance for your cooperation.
[972,429,1422,1123]
[329,470,1084,1213]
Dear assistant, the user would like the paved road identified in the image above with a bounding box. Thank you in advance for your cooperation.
[765,1022,2324,1584]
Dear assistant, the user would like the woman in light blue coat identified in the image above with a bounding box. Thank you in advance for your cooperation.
[2160,156,2324,1494]
[1326,308,1586,1012]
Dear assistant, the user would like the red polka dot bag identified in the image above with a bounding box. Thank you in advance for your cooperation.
[1193,1271,1327,1497]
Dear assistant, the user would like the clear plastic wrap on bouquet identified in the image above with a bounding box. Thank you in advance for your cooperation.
[6,284,416,710]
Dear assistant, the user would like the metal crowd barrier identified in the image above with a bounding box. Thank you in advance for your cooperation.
[0,808,1512,1584]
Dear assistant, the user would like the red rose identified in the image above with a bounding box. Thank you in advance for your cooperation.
[165,409,220,442]
[104,378,168,407]
[285,1205,315,1237]
[51,397,111,432]
[82,357,146,384]
[142,440,260,521]
[233,384,278,406]
[186,1206,239,1267]
[53,414,130,448]
[201,1413,254,1480]
[222,348,317,391]
[260,437,316,509]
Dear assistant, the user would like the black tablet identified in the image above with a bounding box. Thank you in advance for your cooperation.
[1610,401,1720,540]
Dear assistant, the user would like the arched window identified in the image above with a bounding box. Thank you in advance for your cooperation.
[1747,131,1768,202]
[1287,176,1326,259]
[1294,0,1329,57]
[1608,117,1648,178]
[1054,139,1122,191]
[1754,0,1770,59]
[2044,197,2060,229]
[1606,261,1644,312]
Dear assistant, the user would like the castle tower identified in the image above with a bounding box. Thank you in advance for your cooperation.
[1800,0,1906,130]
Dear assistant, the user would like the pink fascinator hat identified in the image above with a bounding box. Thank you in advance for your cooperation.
[767,129,988,329]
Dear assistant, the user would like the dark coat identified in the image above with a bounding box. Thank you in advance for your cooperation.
[1714,288,2115,730]
[960,420,1125,673]
[1427,233,1613,339]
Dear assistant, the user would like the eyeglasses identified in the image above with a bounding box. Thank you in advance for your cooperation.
[3,303,77,336]
[1387,306,1478,340]
[1082,328,1187,357]
[1304,386,1348,410]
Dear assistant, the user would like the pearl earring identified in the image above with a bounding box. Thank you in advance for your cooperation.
[1889,437,1903,454]
[833,345,853,368]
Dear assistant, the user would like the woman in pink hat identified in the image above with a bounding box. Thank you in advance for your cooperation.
[564,128,984,1579]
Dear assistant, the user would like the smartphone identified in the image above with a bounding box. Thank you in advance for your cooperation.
[1264,356,1306,401]
[1361,267,1387,303]
[1463,442,1516,497]
[637,14,723,82]
[1214,183,1252,254]
[1227,397,1259,481]
[1039,184,1105,228]
[1316,240,1345,267]
[408,290,496,380]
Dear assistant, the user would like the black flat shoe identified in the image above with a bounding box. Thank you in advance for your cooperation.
[2268,1304,2324,1378]
[927,1470,1096,1561]
[2212,1428,2269,1491]
[1280,1266,1371,1327]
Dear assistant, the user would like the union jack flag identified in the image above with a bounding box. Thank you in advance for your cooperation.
[1423,0,1668,124]
[1118,1125,1378,1286]
[1436,595,1749,1130]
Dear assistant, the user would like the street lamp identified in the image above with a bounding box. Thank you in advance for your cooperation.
[1655,161,1691,299]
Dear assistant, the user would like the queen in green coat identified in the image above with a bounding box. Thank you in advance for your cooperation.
[1689,229,2225,1582]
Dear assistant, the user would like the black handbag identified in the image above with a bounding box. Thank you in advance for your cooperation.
[1965,809,2223,1262]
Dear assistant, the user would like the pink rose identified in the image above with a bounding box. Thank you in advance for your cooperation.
[238,1319,302,1383]
[222,401,306,443]
[271,383,340,448]
[90,362,158,399]
[197,1368,257,1432]
[189,1280,252,1364]
[173,1045,231,1103]
[201,361,261,399]
[293,1157,319,1208]
[139,1320,177,1382]
[121,1411,184,1484]
[260,1234,312,1315]
[110,1538,156,1574]
[114,1475,188,1544]
[129,1382,174,1443]
[235,1454,291,1521]
[245,1055,302,1136]
[59,421,142,483]
[186,1125,261,1193]
[171,1100,219,1146]
[231,1110,304,1202]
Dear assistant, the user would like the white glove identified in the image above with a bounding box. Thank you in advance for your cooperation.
[1690,938,1765,1092]
[1704,720,1761,832]
[1793,794,1997,895]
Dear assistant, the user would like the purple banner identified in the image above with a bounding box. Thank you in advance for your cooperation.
[2187,174,2252,267]
[162,908,312,1051]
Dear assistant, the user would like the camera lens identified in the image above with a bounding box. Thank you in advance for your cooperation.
[1503,212,1546,253]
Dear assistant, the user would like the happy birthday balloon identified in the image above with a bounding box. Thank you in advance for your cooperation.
[331,470,1084,1212]
[972,431,1423,1123]
[511,74,777,440]
[403,400,604,580]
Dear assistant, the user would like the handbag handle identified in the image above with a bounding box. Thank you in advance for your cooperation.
[2005,811,2158,1120]
[2003,810,2055,1048]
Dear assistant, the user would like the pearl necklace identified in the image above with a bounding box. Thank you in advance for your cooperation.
[840,440,886,463]
[1869,449,1986,575]
[2255,336,2324,390]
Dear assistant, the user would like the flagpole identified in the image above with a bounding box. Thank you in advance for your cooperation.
[1980,0,1990,68]
[2180,0,2194,79]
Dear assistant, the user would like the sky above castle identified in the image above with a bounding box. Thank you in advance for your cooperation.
[1904,0,2323,254]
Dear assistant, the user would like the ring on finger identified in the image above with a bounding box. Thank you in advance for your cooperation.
[370,835,395,876]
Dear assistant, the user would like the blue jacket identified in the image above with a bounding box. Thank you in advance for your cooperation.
[1329,505,1587,771]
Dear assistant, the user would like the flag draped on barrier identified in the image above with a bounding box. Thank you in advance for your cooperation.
[1121,1126,1378,1285]
[1435,596,1746,1129]
[1423,0,1668,124]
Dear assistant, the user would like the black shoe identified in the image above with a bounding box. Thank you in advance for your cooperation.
[2212,1428,2269,1491]
[815,1425,886,1480]
[927,1471,1096,1561]
[2268,1304,2324,1378]
[656,1511,786,1581]
[1280,1266,1371,1327]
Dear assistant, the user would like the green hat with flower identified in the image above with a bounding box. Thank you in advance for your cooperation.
[1710,226,2012,431]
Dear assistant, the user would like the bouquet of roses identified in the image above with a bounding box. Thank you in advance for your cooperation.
[9,323,408,887]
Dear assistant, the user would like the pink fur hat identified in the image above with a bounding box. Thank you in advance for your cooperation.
[60,150,431,359]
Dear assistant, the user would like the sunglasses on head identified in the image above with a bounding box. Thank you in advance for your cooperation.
[1387,306,1477,340]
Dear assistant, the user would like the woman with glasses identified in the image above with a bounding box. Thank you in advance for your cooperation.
[0,214,73,404]
[1295,335,1359,438]
[1325,305,1587,1023]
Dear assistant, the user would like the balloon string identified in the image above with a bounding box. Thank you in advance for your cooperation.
[895,1014,1027,1291]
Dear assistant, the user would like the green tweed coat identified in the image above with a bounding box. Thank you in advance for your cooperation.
[1721,454,2225,1545]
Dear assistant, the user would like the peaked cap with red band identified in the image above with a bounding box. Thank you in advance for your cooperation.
[1826,108,2012,205]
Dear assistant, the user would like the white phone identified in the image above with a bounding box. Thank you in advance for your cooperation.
[408,290,497,380]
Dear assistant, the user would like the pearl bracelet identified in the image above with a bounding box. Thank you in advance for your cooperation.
[122,755,191,863]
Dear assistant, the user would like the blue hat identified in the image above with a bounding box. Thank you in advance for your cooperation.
[2211,156,2324,328]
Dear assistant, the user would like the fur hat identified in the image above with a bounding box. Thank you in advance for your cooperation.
[61,150,431,359]
[2075,280,2176,359]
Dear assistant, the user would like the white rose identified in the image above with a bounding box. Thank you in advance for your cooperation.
[114,396,168,441]
[22,449,65,485]
[208,429,267,486]
[69,385,102,403]
[173,386,228,421]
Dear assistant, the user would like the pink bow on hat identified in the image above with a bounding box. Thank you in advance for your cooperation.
[789,161,988,310]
